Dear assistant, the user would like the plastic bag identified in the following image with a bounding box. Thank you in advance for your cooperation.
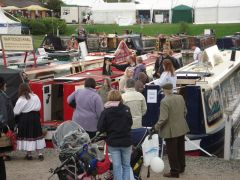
[141,134,159,167]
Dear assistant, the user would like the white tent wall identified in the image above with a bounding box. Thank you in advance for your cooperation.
[194,0,219,24]
[152,0,172,23]
[195,7,218,24]
[218,0,240,23]
[62,0,104,6]
[0,7,21,34]
[91,3,136,24]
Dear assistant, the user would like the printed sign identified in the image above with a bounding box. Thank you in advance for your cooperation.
[1,35,34,51]
[147,89,157,103]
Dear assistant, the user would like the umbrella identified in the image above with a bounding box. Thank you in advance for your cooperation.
[21,5,50,11]
[2,6,20,10]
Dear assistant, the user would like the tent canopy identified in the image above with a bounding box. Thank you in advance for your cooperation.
[172,5,193,11]
[172,5,193,23]
[172,0,197,8]
[62,0,104,7]
[21,5,49,11]
[0,7,21,34]
[2,6,20,10]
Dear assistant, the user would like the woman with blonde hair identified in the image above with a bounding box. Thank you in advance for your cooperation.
[98,77,112,104]
[97,90,132,180]
[153,59,177,90]
[119,67,134,93]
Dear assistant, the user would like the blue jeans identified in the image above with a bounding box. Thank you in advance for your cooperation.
[108,146,132,180]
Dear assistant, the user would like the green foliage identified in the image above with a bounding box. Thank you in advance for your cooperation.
[179,22,190,34]
[44,0,64,13]
[21,17,67,35]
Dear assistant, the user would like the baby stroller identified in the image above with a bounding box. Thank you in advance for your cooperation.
[48,121,112,180]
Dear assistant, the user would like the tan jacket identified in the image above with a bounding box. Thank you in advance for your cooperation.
[122,88,147,128]
[155,94,189,138]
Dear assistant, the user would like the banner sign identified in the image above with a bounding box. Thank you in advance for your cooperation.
[0,35,34,51]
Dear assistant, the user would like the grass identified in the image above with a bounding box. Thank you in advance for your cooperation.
[33,23,240,49]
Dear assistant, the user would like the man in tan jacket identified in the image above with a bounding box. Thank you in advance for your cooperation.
[122,79,147,129]
[154,83,189,178]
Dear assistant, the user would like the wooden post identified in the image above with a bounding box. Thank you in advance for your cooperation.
[2,48,7,67]
[33,51,37,67]
[24,52,28,64]
[224,112,233,160]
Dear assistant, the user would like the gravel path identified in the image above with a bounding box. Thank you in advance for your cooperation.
[5,149,240,180]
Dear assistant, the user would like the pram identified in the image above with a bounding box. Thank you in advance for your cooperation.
[48,121,113,180]
[48,121,161,180]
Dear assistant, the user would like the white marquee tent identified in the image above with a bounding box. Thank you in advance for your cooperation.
[195,0,219,24]
[195,0,240,24]
[172,0,197,8]
[91,3,136,25]
[62,0,104,7]
[0,7,21,34]
[218,0,240,23]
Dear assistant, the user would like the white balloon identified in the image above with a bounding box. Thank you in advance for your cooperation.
[150,157,164,173]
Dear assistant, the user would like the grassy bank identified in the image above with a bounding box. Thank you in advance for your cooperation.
[33,23,240,49]
[74,23,240,38]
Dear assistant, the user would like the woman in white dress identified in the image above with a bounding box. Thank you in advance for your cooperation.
[153,59,177,90]
[14,83,45,160]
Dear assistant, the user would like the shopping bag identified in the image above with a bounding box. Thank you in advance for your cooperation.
[5,129,17,150]
[141,134,159,167]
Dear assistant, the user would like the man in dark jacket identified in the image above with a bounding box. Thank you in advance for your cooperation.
[153,49,180,78]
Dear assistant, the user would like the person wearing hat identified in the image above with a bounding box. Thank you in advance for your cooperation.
[154,83,189,178]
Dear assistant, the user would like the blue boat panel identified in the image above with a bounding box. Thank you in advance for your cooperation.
[180,86,205,134]
[200,127,225,157]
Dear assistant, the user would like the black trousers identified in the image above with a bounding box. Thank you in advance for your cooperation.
[165,135,185,175]
[0,156,6,180]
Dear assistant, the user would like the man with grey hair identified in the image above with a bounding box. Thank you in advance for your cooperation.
[154,83,189,178]
[122,79,147,128]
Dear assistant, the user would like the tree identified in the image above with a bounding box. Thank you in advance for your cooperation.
[44,0,64,13]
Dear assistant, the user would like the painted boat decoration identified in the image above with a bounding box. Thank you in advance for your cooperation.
[151,45,239,156]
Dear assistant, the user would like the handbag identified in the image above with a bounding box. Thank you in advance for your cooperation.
[0,133,12,148]
[5,129,17,150]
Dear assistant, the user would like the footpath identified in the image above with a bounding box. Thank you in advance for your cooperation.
[5,149,240,180]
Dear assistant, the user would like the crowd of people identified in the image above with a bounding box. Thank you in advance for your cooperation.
[0,48,190,179]
[66,49,189,179]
